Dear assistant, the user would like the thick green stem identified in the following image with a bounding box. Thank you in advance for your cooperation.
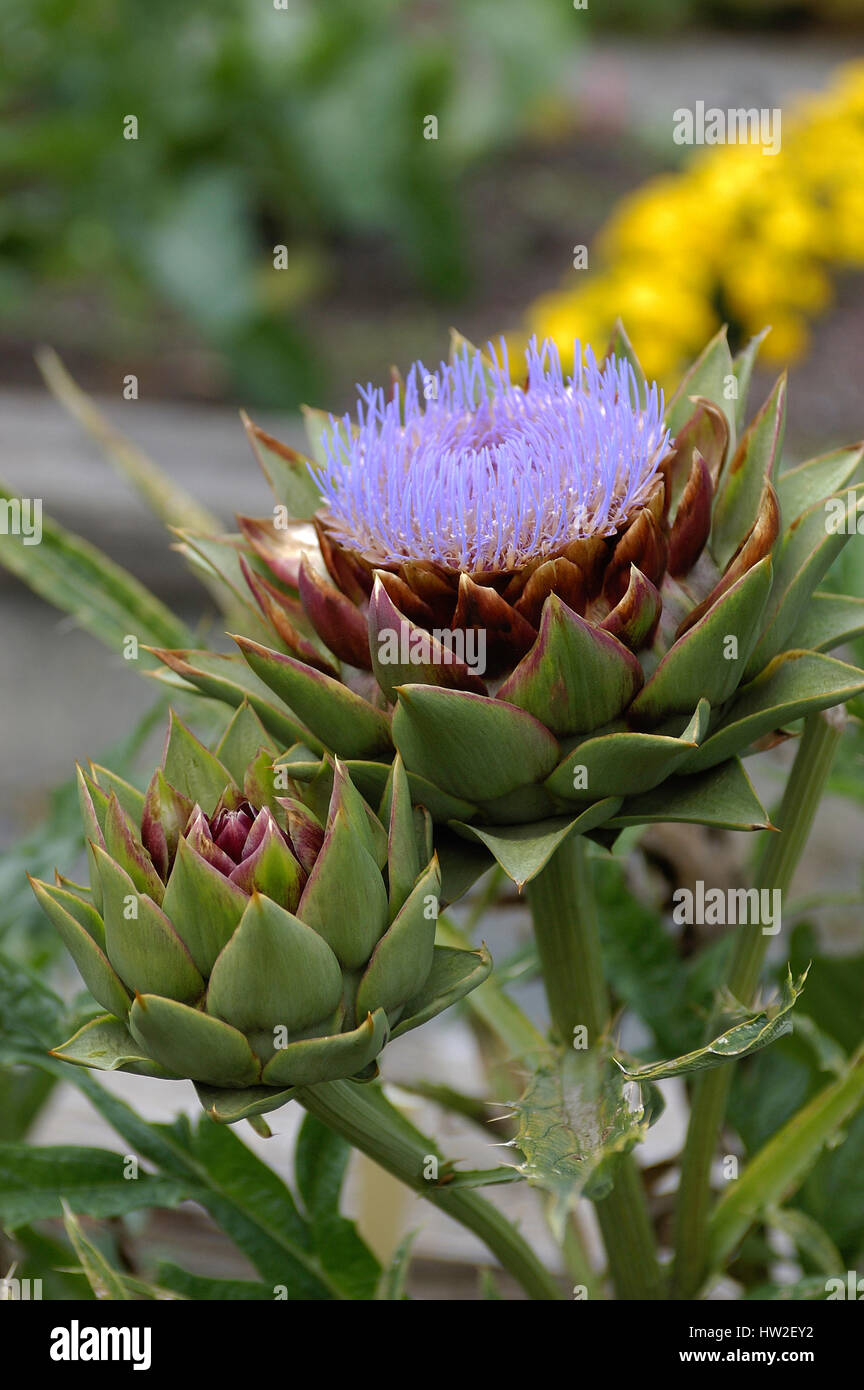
[528,834,664,1300]
[296,1078,563,1301]
[671,710,844,1299]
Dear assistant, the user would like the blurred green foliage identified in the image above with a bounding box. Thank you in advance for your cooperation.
[0,0,572,404]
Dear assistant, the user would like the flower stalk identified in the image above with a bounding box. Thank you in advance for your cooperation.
[295,1079,564,1301]
[671,708,845,1298]
[528,833,664,1300]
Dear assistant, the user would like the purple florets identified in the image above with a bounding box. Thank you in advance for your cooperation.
[317,339,671,573]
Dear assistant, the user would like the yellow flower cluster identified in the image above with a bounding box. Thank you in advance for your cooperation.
[521,60,864,382]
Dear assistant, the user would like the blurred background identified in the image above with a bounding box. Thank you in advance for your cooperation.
[5,0,864,833]
[2,0,864,1297]
[2,0,863,418]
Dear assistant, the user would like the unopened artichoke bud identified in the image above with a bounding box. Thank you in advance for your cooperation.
[31,706,490,1121]
[159,327,864,888]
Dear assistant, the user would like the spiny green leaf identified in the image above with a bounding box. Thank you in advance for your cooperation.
[511,1044,657,1204]
[617,968,807,1081]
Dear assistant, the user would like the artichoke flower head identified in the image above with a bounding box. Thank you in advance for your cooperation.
[157,326,864,890]
[32,706,490,1123]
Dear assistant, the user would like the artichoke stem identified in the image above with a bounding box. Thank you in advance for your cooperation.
[528,834,664,1300]
[295,1079,564,1301]
[671,708,845,1300]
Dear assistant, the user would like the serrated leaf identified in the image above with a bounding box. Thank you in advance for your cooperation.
[294,1112,381,1300]
[183,1116,339,1298]
[512,1045,655,1203]
[617,968,807,1081]
[0,1146,189,1228]
[0,1061,334,1298]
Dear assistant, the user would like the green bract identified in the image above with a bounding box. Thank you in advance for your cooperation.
[153,327,864,889]
[32,705,491,1122]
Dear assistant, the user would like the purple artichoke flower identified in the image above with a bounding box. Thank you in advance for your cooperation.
[317,338,670,573]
